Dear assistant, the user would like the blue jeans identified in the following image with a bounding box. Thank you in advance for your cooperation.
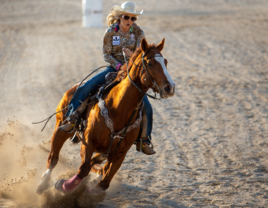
[66,66,153,140]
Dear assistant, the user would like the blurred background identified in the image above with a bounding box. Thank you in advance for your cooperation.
[1,0,268,207]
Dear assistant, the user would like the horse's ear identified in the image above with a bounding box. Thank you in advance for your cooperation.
[156,38,165,52]
[141,38,149,53]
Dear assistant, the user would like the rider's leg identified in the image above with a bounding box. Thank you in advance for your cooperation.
[136,96,156,155]
[60,66,116,131]
[144,95,153,140]
[66,66,116,117]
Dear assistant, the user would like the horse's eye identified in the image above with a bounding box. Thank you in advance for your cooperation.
[148,62,153,67]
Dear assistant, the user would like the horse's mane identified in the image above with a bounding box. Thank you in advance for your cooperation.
[115,44,155,81]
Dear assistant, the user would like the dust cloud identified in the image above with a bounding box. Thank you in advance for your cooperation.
[0,120,114,208]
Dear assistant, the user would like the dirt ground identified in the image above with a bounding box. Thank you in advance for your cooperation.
[1,0,268,207]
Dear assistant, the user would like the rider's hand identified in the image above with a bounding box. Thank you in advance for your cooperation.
[122,48,133,57]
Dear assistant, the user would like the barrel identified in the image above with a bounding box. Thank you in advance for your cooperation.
[82,0,103,27]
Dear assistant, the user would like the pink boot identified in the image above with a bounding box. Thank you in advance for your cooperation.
[55,174,82,194]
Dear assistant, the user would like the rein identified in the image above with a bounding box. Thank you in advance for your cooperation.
[32,65,107,131]
[34,49,165,158]
[102,52,151,158]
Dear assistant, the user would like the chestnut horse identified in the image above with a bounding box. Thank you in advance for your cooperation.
[36,38,175,195]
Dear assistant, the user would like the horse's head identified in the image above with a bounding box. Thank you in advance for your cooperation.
[139,38,175,99]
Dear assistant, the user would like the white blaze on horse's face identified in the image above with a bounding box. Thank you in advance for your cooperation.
[154,56,175,98]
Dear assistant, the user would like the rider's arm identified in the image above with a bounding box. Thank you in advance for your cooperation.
[134,24,145,50]
[103,29,121,70]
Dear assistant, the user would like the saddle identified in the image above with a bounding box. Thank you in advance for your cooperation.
[70,71,143,146]
[70,72,121,143]
[88,72,120,102]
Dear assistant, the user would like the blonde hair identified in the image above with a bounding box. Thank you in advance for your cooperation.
[107,11,122,26]
[106,10,138,26]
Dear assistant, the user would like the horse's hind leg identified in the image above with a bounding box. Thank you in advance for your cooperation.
[36,120,72,194]
[90,153,108,175]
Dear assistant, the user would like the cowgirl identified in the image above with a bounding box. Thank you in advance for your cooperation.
[61,2,155,155]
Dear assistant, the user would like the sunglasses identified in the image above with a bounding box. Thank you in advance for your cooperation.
[123,15,137,22]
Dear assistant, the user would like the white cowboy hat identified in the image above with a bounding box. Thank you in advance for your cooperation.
[111,1,143,16]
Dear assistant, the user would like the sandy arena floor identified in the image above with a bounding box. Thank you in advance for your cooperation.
[1,0,268,207]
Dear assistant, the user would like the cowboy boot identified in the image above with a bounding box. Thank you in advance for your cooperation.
[136,136,156,155]
[59,110,82,132]
[59,96,90,132]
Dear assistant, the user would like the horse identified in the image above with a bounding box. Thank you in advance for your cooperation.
[36,37,175,196]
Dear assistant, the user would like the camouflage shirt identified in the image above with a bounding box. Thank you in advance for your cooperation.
[103,22,145,69]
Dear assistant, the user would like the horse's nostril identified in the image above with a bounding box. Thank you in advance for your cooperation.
[164,85,171,93]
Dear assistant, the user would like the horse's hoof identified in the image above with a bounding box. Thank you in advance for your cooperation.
[36,186,44,195]
[55,179,65,192]
[36,180,50,195]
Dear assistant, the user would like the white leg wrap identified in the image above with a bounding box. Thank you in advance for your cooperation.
[41,169,51,181]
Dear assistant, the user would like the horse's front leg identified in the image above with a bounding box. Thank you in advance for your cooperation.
[55,140,94,194]
[76,151,127,208]
[97,151,127,191]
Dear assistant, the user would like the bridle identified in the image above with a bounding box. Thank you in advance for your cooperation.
[102,51,164,157]
[125,51,165,100]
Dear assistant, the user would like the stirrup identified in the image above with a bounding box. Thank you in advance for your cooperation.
[136,137,156,155]
[70,132,80,144]
[59,95,91,133]
[59,110,82,133]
